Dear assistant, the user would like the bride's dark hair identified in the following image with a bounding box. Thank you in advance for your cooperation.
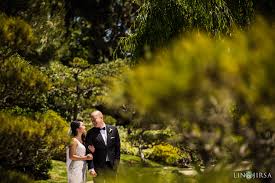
[70,120,80,136]
[70,120,86,143]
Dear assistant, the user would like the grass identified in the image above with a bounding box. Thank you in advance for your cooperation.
[35,160,68,183]
[120,154,163,167]
[36,154,159,183]
[35,154,193,183]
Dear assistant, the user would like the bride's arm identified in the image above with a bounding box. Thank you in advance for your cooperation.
[69,138,93,161]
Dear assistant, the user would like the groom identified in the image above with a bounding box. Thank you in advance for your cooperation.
[86,110,120,183]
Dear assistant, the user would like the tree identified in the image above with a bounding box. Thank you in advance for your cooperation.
[62,0,139,64]
[0,0,67,64]
[0,0,139,64]
[0,14,35,61]
[46,58,128,121]
[120,0,275,60]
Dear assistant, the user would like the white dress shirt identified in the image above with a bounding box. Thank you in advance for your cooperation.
[100,125,110,161]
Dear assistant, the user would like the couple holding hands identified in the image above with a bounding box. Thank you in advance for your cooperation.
[67,110,120,183]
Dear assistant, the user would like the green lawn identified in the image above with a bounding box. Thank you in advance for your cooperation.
[35,160,68,183]
[36,154,193,183]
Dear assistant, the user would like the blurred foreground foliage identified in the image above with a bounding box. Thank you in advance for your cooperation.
[0,169,34,183]
[108,19,275,176]
[0,110,69,179]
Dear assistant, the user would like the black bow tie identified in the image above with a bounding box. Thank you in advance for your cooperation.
[100,127,106,130]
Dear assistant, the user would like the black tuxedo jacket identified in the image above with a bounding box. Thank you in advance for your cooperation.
[86,124,120,170]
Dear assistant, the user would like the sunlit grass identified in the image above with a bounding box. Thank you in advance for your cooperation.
[35,154,194,183]
[34,154,256,183]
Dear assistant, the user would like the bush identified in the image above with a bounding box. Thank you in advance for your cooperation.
[118,126,139,156]
[145,143,190,166]
[34,110,70,161]
[0,110,69,179]
[0,55,50,111]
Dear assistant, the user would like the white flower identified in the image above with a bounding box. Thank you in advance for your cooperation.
[108,128,113,134]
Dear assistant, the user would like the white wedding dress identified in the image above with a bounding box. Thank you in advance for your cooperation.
[66,139,87,183]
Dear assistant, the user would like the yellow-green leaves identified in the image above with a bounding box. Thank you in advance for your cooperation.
[108,20,275,171]
[0,55,50,110]
[0,110,69,179]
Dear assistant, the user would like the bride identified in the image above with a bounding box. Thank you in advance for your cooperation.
[67,120,95,183]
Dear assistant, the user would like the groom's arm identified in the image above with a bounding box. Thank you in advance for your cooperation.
[86,130,93,147]
[87,159,95,170]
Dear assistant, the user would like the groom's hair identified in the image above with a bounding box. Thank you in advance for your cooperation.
[91,110,103,118]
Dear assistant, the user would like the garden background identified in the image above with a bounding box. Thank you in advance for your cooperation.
[0,0,274,182]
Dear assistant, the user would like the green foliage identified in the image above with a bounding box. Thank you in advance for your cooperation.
[121,141,139,156]
[104,115,117,125]
[1,0,274,65]
[62,0,139,63]
[46,59,129,121]
[77,108,97,124]
[0,110,69,179]
[226,0,254,26]
[24,0,66,63]
[142,129,175,144]
[120,0,255,59]
[126,128,175,147]
[0,169,34,183]
[119,127,139,156]
[119,126,190,166]
[144,143,190,166]
[34,110,70,161]
[108,20,275,172]
[0,13,35,59]
[0,55,50,111]
[0,0,138,64]
[0,0,67,63]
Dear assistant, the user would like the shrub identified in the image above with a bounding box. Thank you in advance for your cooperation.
[0,55,50,111]
[34,110,69,161]
[118,126,139,156]
[121,141,139,156]
[0,110,69,179]
[145,143,190,166]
